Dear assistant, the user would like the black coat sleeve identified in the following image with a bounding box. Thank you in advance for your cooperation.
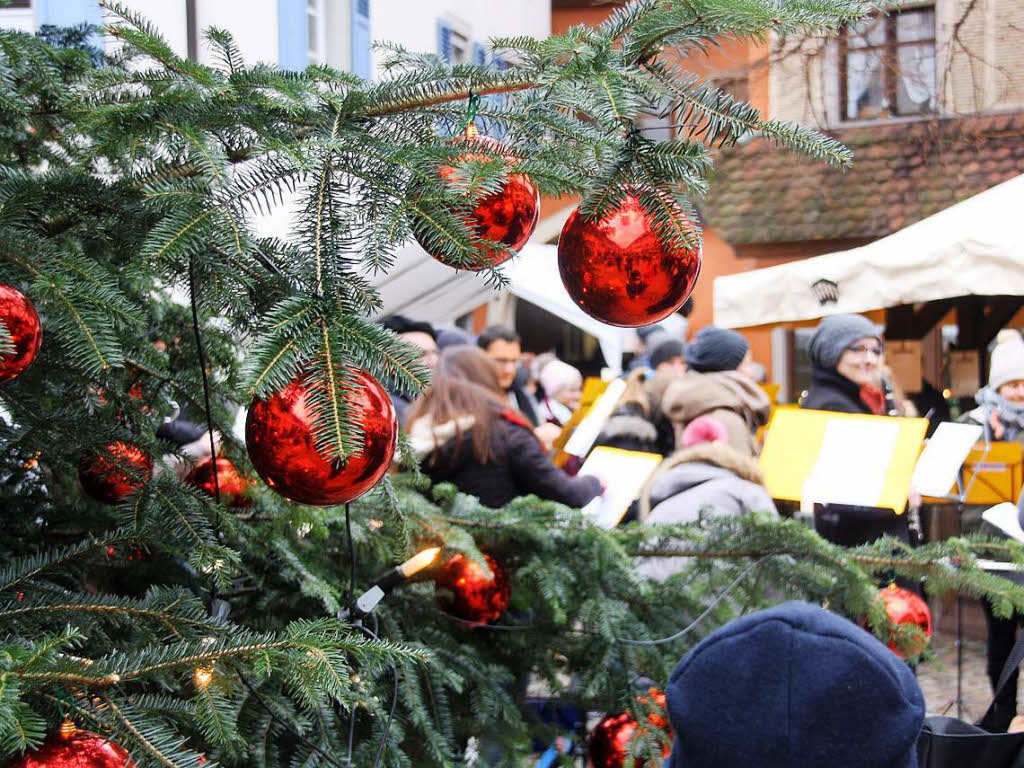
[504,423,602,508]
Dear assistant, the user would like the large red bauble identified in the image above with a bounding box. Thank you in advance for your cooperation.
[557,195,701,327]
[877,584,932,658]
[0,283,42,383]
[79,442,153,504]
[186,457,254,508]
[415,132,540,271]
[589,689,671,768]
[245,369,397,506]
[435,552,510,624]
[7,726,137,768]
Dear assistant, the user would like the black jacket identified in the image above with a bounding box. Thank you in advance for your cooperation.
[417,410,602,509]
[508,382,539,426]
[801,367,872,415]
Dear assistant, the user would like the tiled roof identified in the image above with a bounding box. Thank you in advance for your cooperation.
[700,112,1024,245]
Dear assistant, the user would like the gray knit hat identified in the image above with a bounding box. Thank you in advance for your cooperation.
[648,334,686,369]
[808,314,882,371]
[684,326,749,373]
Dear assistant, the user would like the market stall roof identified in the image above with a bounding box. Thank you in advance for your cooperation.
[253,195,632,370]
[713,174,1024,330]
[376,241,631,373]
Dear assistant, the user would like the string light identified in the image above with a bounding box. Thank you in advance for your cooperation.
[193,665,214,690]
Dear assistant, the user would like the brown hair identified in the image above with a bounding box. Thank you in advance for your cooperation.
[405,345,507,464]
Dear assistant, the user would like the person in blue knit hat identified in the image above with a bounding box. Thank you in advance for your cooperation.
[666,601,924,768]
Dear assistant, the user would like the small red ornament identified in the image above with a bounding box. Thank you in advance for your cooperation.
[0,283,42,383]
[557,194,701,327]
[7,720,137,768]
[877,584,932,658]
[589,689,671,768]
[245,369,397,506]
[414,124,540,271]
[435,552,510,625]
[186,457,254,508]
[79,442,153,504]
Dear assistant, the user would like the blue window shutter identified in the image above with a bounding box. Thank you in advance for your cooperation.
[473,43,486,67]
[437,19,452,62]
[277,0,308,71]
[351,0,371,79]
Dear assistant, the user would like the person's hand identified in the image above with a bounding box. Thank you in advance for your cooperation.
[534,422,562,452]
[990,410,1006,440]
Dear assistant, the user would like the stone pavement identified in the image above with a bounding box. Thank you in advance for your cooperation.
[918,629,1013,720]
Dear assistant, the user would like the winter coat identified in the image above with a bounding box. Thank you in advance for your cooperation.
[636,441,777,580]
[408,409,602,509]
[660,371,770,456]
[594,370,678,456]
[801,367,872,415]
[507,382,539,426]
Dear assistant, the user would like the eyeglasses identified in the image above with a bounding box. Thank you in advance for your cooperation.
[847,344,883,357]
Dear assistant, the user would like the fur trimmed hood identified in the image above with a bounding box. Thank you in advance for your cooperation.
[407,414,477,460]
[656,441,763,484]
[640,441,765,519]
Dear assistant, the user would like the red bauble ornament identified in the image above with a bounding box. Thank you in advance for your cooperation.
[8,721,137,768]
[245,369,397,506]
[414,125,540,271]
[877,584,932,658]
[435,552,510,624]
[186,457,254,508]
[0,283,42,383]
[79,442,153,504]
[589,689,671,768]
[557,195,701,327]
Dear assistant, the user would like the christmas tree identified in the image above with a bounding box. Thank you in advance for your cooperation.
[2,3,1024,767]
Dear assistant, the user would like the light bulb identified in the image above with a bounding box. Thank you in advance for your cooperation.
[398,547,441,578]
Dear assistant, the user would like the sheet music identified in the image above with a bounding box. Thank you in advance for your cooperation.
[578,447,662,529]
[801,418,900,509]
[563,378,627,458]
[910,422,983,498]
[982,502,1024,543]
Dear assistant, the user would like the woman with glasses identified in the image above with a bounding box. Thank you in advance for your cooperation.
[801,314,886,415]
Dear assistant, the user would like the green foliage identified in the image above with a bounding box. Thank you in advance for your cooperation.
[4,2,1011,767]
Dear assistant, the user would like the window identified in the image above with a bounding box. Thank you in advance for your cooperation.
[307,0,325,64]
[839,7,936,121]
[437,20,469,64]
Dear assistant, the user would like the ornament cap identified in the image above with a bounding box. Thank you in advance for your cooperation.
[464,121,479,139]
[59,717,77,740]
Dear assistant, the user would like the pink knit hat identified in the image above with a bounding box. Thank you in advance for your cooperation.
[682,415,729,447]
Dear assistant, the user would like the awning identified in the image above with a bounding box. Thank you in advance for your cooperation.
[253,199,631,370]
[713,174,1024,329]
[377,241,631,373]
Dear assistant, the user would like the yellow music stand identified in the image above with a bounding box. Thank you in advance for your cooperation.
[760,408,928,513]
[552,377,609,467]
[958,442,1024,506]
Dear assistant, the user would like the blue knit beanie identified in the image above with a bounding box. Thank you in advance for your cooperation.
[808,314,882,371]
[667,601,924,768]
[684,326,749,372]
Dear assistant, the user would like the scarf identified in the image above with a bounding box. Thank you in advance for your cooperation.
[977,386,1024,441]
[858,384,887,416]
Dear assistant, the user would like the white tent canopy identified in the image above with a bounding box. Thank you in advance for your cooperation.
[713,174,1024,329]
[376,241,631,373]
[253,198,632,371]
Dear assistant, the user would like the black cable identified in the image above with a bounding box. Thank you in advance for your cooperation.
[187,255,221,505]
[345,503,355,611]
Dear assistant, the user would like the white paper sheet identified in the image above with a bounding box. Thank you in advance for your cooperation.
[578,447,662,529]
[801,418,901,510]
[982,502,1024,543]
[563,378,627,458]
[910,422,983,498]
